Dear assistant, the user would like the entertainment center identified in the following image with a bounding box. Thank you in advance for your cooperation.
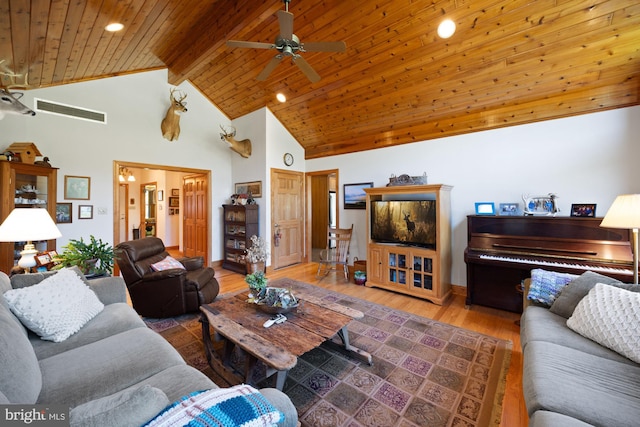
[364,184,452,305]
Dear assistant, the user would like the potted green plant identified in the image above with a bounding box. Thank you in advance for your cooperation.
[354,270,366,285]
[245,271,268,302]
[53,235,114,276]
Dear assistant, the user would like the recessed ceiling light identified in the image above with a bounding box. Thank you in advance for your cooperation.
[105,23,124,32]
[276,93,286,103]
[437,19,456,39]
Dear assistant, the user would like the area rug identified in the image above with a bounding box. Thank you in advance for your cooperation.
[145,279,512,427]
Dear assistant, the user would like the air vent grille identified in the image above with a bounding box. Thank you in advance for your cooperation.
[34,98,107,124]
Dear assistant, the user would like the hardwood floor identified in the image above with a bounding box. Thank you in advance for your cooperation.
[212,262,527,427]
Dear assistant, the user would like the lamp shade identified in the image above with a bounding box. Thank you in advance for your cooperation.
[600,194,640,229]
[0,208,62,242]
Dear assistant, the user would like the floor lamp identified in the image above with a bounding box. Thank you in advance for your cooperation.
[0,208,62,272]
[601,194,640,284]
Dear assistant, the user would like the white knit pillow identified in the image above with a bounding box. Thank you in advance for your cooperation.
[4,268,104,342]
[567,283,640,363]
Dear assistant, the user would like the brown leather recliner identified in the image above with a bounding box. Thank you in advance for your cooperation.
[114,237,219,318]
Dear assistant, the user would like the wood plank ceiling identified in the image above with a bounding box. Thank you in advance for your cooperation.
[1,0,638,159]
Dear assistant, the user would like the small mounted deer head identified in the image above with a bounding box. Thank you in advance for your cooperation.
[0,60,35,119]
[161,88,187,141]
[220,125,252,158]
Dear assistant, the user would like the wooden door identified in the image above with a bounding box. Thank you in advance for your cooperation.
[271,169,304,269]
[311,175,329,249]
[183,174,208,262]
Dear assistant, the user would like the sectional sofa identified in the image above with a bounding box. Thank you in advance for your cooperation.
[0,268,297,426]
[521,270,640,426]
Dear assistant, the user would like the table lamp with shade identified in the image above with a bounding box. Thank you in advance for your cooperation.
[0,208,62,272]
[600,194,640,284]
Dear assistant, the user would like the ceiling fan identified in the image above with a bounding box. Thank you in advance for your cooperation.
[226,0,346,83]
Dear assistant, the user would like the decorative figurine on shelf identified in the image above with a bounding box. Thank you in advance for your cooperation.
[522,193,560,216]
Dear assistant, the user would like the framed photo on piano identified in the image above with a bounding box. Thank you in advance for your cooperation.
[570,203,596,217]
[499,203,520,216]
[475,202,496,216]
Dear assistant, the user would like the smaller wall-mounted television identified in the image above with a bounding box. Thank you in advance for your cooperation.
[371,200,437,249]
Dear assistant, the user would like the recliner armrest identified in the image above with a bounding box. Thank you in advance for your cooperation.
[179,256,205,270]
[141,268,188,282]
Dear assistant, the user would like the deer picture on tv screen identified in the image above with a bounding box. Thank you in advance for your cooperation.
[371,200,436,249]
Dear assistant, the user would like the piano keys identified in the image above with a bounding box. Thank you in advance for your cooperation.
[464,215,633,313]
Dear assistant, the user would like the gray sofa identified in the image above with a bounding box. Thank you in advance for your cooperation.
[0,269,297,426]
[521,271,640,427]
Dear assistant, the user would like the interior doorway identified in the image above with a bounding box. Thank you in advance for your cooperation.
[113,161,211,260]
[305,169,339,262]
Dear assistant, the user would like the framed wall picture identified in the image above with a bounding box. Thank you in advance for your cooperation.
[475,202,496,216]
[169,197,179,207]
[78,205,93,219]
[64,175,91,200]
[344,182,373,209]
[234,181,262,198]
[571,203,596,217]
[56,202,72,224]
[171,188,179,196]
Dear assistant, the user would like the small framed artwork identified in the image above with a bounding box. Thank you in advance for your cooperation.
[171,188,179,196]
[234,181,262,198]
[56,202,72,224]
[35,253,51,267]
[157,190,164,201]
[475,202,496,216]
[169,208,175,215]
[169,197,179,207]
[78,205,93,219]
[571,203,597,217]
[344,182,373,209]
[64,175,91,200]
[499,203,520,216]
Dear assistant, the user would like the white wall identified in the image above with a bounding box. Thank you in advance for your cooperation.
[307,105,640,287]
[0,70,234,262]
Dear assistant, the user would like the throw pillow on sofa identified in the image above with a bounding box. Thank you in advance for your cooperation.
[4,268,104,342]
[567,283,640,364]
[145,384,283,427]
[527,268,578,306]
[549,270,636,318]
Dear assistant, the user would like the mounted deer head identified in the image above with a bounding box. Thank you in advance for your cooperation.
[161,88,187,141]
[220,125,252,158]
[0,61,35,119]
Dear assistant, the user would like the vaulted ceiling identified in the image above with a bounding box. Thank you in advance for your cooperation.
[1,0,639,159]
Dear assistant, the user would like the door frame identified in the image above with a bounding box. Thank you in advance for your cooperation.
[305,169,339,263]
[112,161,211,253]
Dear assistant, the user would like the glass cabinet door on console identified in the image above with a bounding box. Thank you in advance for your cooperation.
[0,161,58,273]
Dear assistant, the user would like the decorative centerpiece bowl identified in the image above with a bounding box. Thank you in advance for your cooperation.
[249,287,299,314]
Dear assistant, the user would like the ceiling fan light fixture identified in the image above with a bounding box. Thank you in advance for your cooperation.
[105,22,124,32]
[437,19,456,39]
[276,93,287,103]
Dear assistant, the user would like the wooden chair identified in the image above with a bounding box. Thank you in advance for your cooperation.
[316,225,353,282]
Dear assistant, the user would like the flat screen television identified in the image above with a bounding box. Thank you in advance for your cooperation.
[371,200,437,249]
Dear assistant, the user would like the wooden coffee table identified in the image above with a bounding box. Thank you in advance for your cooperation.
[200,283,372,391]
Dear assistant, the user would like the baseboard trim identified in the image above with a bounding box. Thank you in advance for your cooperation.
[451,284,466,296]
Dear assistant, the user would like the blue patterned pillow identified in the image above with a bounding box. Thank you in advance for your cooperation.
[527,269,578,306]
[144,384,283,427]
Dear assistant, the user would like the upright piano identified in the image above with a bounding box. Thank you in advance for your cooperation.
[464,215,633,313]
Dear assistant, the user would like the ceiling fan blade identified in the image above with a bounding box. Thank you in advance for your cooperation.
[257,55,283,81]
[292,55,321,83]
[277,10,294,40]
[301,41,346,53]
[227,40,274,50]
